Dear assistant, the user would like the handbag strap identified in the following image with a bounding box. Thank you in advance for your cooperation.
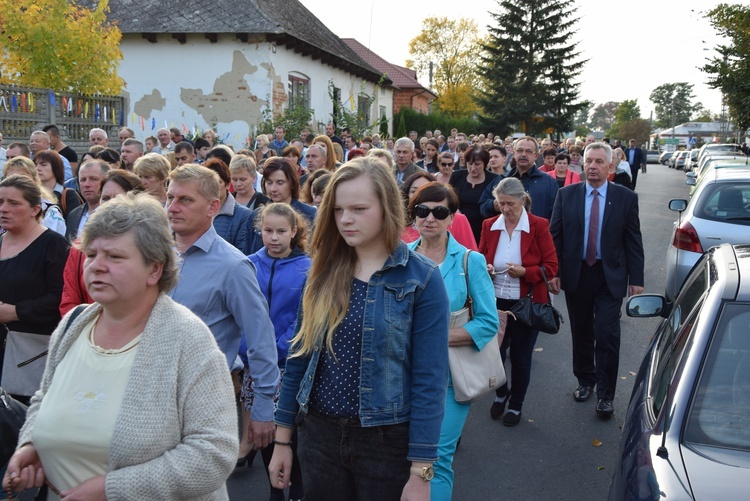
[462,249,474,319]
[539,265,554,305]
[16,304,87,368]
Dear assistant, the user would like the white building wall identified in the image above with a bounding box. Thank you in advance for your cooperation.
[118,33,392,149]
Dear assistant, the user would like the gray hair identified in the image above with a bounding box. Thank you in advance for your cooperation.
[584,142,613,164]
[367,148,394,169]
[30,130,50,144]
[395,137,414,152]
[307,144,327,158]
[122,138,144,153]
[79,159,111,176]
[493,177,531,210]
[89,128,108,140]
[80,192,179,292]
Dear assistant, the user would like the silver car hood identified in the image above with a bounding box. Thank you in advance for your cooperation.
[681,443,750,498]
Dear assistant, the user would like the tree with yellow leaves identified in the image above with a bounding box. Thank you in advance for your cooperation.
[407,17,481,118]
[0,0,122,94]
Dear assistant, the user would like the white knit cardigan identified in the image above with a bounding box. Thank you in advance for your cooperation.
[19,294,238,500]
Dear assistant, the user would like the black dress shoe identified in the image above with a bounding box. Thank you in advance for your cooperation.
[490,400,507,420]
[502,411,521,427]
[596,399,614,417]
[573,385,593,402]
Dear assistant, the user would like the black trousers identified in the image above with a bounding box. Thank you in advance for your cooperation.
[564,261,623,400]
[631,166,640,190]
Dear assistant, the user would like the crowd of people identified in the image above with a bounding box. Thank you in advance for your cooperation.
[0,122,645,501]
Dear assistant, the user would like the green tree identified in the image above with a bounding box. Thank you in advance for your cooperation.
[609,99,641,138]
[691,104,716,122]
[615,119,651,146]
[649,83,695,129]
[407,17,481,118]
[477,0,586,138]
[701,3,750,132]
[590,101,620,131]
[0,0,122,94]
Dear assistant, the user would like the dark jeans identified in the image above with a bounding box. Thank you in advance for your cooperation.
[297,411,410,501]
[564,261,623,400]
[495,298,540,412]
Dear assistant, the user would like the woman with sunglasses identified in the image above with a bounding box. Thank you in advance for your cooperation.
[407,182,498,500]
[435,153,455,185]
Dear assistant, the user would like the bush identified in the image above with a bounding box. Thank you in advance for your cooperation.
[392,108,482,138]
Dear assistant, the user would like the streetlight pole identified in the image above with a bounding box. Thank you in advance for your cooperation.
[671,98,675,151]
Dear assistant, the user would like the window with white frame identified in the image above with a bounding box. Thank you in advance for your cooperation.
[288,72,310,109]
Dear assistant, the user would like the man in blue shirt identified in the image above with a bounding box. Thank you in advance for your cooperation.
[271,126,289,155]
[166,163,280,450]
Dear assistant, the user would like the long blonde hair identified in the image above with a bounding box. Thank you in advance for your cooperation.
[292,157,404,356]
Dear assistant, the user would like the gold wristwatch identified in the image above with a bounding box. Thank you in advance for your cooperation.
[410,465,435,482]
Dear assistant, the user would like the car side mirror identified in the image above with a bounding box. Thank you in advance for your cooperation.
[626,294,668,318]
[686,171,696,178]
[669,199,688,212]
[685,178,696,186]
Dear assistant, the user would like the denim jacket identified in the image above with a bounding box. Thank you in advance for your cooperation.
[275,242,450,462]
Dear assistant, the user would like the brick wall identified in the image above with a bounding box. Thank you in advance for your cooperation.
[394,89,431,115]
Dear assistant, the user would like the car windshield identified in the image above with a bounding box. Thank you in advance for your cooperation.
[684,303,750,451]
[696,183,750,224]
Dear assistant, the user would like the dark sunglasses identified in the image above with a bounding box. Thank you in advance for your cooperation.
[440,162,453,167]
[413,204,451,220]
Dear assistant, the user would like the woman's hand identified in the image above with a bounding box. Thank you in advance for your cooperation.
[2,444,45,494]
[506,263,526,279]
[401,473,430,501]
[0,301,19,323]
[268,444,293,490]
[61,475,106,500]
[486,264,495,275]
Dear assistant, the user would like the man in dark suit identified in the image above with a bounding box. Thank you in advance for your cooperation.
[548,142,644,418]
[624,139,646,190]
[392,137,422,186]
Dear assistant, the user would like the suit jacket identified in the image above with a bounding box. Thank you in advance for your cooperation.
[549,181,644,299]
[624,147,645,170]
[64,203,87,242]
[393,162,421,185]
[478,212,558,303]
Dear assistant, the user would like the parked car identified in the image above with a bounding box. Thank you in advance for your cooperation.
[659,151,675,165]
[697,143,744,167]
[683,149,699,172]
[665,167,750,300]
[609,243,750,501]
[674,150,689,170]
[646,150,660,163]
[690,155,750,192]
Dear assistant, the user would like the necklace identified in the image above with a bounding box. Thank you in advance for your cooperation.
[416,241,447,264]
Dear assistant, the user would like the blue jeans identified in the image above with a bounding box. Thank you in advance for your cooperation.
[297,411,411,501]
[431,386,471,501]
[496,298,540,412]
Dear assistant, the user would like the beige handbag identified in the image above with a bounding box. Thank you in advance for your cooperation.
[448,251,506,404]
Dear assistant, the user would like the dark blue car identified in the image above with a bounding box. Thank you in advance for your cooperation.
[609,243,750,500]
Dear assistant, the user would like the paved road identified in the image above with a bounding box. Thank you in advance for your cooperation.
[227,162,691,500]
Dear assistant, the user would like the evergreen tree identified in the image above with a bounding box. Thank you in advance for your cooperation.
[477,0,586,138]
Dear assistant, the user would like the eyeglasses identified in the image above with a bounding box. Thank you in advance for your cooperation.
[413,204,451,220]
[440,162,453,167]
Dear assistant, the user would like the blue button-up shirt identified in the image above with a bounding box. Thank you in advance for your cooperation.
[583,181,608,261]
[169,225,280,422]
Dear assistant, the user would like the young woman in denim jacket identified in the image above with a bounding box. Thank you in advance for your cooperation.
[407,182,499,500]
[269,157,451,501]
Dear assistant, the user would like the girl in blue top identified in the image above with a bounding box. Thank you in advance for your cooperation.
[243,203,310,501]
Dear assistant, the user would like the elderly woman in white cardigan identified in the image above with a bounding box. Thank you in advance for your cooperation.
[3,193,238,500]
